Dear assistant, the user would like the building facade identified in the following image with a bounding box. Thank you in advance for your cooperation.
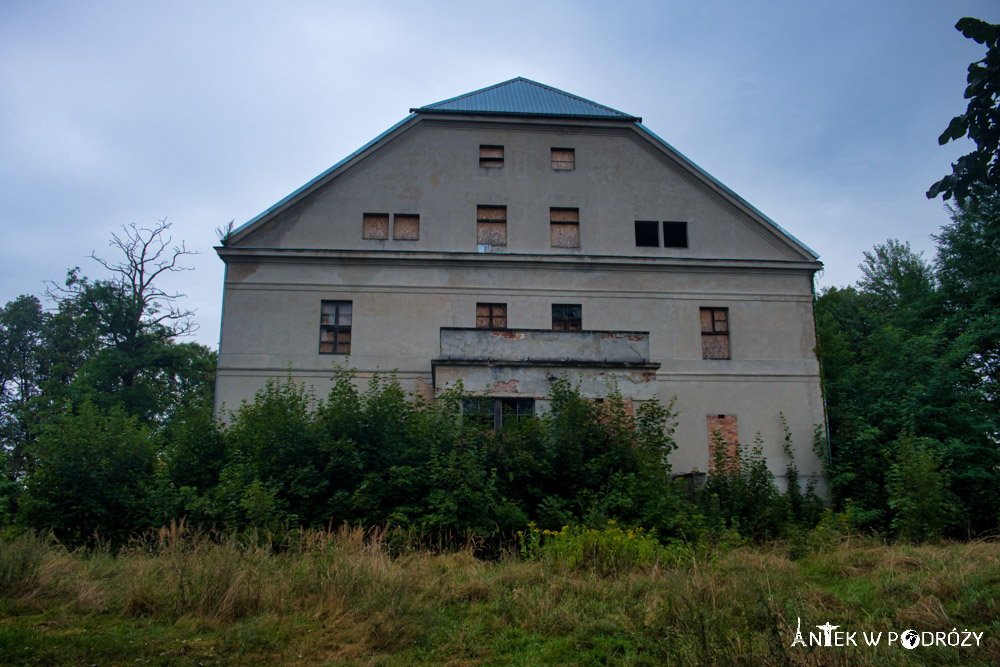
[216,78,826,487]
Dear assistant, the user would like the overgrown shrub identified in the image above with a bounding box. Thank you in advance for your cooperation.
[18,401,157,543]
[887,433,956,542]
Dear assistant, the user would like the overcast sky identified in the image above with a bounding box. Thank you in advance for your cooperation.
[2,1,997,348]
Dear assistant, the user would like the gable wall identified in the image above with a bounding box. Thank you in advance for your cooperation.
[237,120,806,261]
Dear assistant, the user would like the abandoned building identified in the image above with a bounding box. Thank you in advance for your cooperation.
[215,77,826,488]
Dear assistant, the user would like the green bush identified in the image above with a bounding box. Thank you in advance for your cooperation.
[887,433,956,542]
[18,401,157,543]
[518,520,679,575]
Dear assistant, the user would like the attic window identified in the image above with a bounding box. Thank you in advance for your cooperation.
[362,213,390,240]
[551,148,575,170]
[550,207,580,248]
[663,221,688,248]
[477,205,507,246]
[393,214,420,240]
[480,145,504,168]
[634,220,659,247]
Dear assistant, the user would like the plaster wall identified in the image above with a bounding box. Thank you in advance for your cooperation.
[237,119,805,262]
[218,114,825,489]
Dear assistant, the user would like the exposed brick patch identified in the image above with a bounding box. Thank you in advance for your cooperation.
[492,379,519,393]
[600,332,644,342]
[707,414,739,472]
[493,330,525,340]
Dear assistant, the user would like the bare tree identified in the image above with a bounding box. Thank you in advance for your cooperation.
[49,219,198,352]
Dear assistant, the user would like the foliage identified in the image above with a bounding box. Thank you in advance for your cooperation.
[886,433,956,543]
[816,229,1000,537]
[189,371,692,541]
[928,18,1000,201]
[518,520,677,575]
[42,220,213,423]
[17,401,157,543]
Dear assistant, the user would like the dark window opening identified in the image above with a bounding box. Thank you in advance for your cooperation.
[476,302,507,329]
[463,397,535,429]
[551,148,575,170]
[479,144,504,167]
[635,220,659,247]
[663,221,688,248]
[700,307,730,360]
[552,304,582,331]
[319,301,352,354]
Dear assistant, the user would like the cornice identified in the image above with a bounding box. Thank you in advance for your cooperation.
[215,247,822,275]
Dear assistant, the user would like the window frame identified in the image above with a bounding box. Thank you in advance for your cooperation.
[477,205,508,246]
[551,147,575,170]
[462,397,535,429]
[476,302,507,329]
[552,303,582,331]
[479,144,504,168]
[550,207,580,248]
[319,300,353,355]
[700,307,731,360]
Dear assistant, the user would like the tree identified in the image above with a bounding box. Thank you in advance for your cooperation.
[816,236,999,536]
[928,18,1000,201]
[50,219,197,350]
[935,193,1000,401]
[45,220,210,422]
[0,296,46,519]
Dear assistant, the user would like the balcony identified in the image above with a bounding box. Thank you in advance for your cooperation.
[432,328,660,399]
[437,327,654,365]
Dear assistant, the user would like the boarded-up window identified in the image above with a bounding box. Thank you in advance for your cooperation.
[551,148,575,170]
[663,221,688,248]
[635,220,659,247]
[550,207,580,248]
[393,214,420,240]
[707,414,739,472]
[480,144,504,167]
[552,303,582,331]
[319,301,352,354]
[477,206,507,246]
[362,213,389,240]
[476,302,507,329]
[700,307,731,360]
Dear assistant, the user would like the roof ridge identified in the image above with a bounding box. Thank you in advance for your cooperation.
[515,78,631,118]
[411,77,640,121]
[416,77,525,111]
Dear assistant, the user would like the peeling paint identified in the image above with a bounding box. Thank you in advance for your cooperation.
[494,330,526,340]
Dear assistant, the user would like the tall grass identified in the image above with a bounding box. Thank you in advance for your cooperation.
[1,525,999,665]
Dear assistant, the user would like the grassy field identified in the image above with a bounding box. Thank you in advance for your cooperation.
[1,523,999,665]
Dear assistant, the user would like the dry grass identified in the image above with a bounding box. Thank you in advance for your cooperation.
[1,526,1000,665]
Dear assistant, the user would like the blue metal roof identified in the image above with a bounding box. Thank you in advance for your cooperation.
[412,77,641,122]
